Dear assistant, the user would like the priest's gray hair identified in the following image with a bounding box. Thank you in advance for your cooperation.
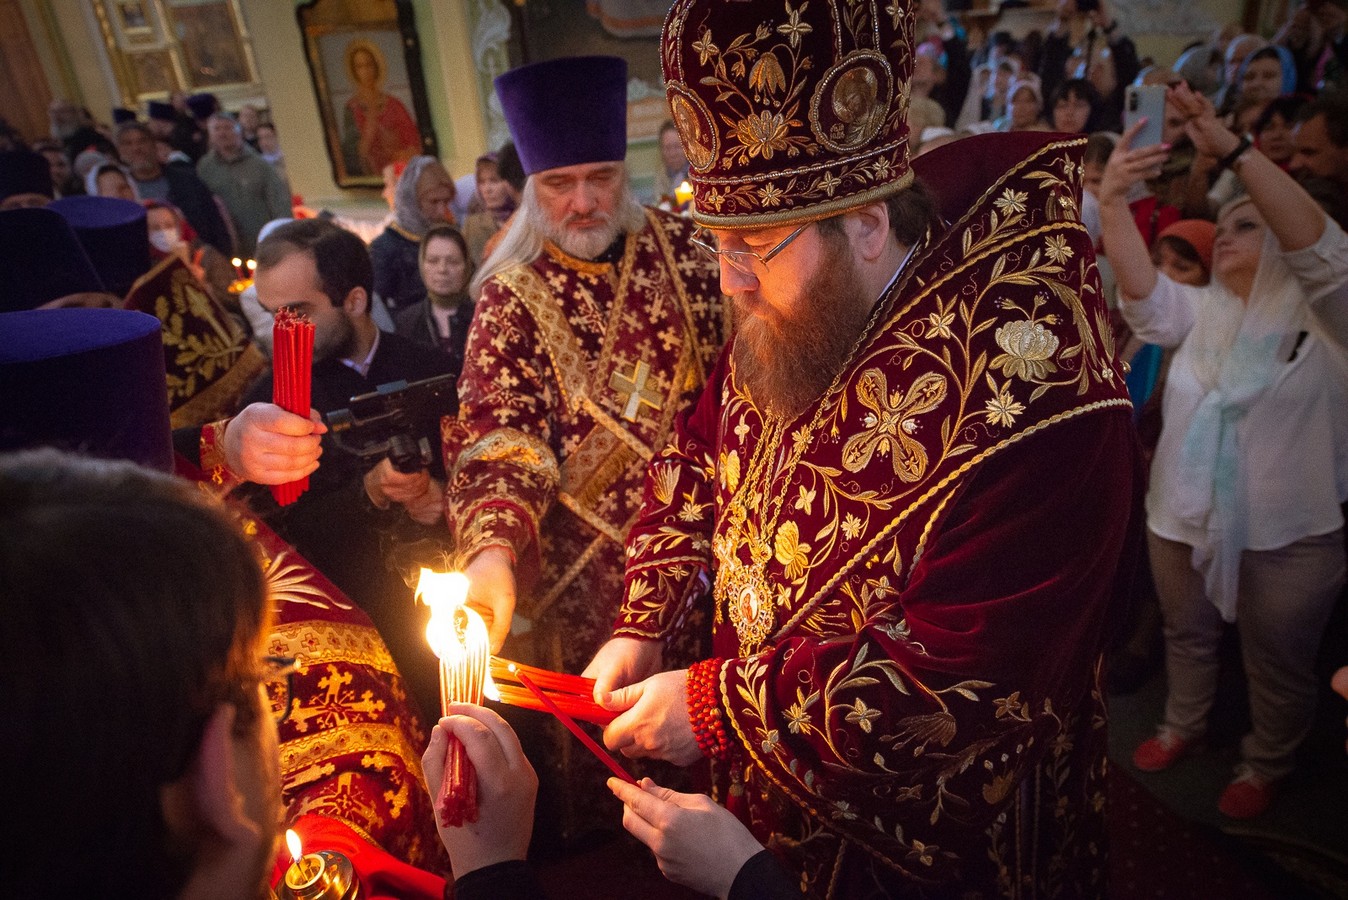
[471,163,646,298]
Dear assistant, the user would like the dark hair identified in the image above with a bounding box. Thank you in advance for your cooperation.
[1049,78,1100,130]
[1084,132,1117,167]
[1245,46,1283,68]
[1298,89,1348,147]
[0,449,268,897]
[659,119,679,138]
[816,178,938,248]
[1252,94,1308,136]
[496,141,526,193]
[115,120,154,142]
[256,218,373,308]
[1153,234,1206,273]
[419,223,474,286]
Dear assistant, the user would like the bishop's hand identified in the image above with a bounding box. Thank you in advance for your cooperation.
[464,546,516,653]
[601,669,701,766]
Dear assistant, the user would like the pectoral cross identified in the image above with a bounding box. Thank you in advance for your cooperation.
[609,360,663,423]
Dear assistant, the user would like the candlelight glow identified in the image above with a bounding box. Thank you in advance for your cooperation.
[417,567,489,710]
[483,671,500,701]
[674,180,693,205]
[286,828,303,864]
[231,257,243,268]
[246,258,257,271]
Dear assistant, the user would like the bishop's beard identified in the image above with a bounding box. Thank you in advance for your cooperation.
[732,232,877,421]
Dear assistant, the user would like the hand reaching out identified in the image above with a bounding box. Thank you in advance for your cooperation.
[221,402,325,485]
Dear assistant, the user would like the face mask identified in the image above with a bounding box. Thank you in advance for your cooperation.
[149,227,184,253]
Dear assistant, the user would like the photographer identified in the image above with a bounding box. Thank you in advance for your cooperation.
[179,218,456,717]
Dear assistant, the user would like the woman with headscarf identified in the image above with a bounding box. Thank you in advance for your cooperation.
[368,155,455,312]
[1098,83,1348,820]
[1224,45,1298,115]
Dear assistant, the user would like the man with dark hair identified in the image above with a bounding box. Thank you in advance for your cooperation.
[1291,89,1348,190]
[188,218,456,716]
[0,450,278,898]
[116,121,230,254]
[586,0,1139,896]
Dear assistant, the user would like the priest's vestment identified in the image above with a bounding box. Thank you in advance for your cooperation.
[444,206,727,832]
[614,137,1141,898]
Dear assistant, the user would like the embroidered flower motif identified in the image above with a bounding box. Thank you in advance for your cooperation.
[773,520,810,580]
[758,183,786,207]
[678,496,709,522]
[651,465,678,505]
[734,111,791,160]
[785,699,812,733]
[749,51,787,96]
[983,389,1025,428]
[994,189,1028,215]
[759,727,780,754]
[844,698,881,733]
[692,29,718,65]
[705,189,726,212]
[1044,233,1073,264]
[982,771,1017,804]
[793,485,815,514]
[734,418,751,440]
[841,513,863,540]
[870,158,894,181]
[776,1,813,47]
[841,369,947,480]
[722,449,741,492]
[907,840,936,866]
[815,170,842,196]
[991,320,1060,381]
[924,310,955,339]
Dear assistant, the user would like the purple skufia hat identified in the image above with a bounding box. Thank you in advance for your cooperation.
[495,56,628,175]
[185,93,218,120]
[0,308,173,472]
[0,207,104,312]
[112,107,138,125]
[48,196,150,300]
[0,149,54,204]
[147,100,175,122]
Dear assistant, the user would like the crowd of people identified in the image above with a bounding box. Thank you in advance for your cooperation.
[3,0,1348,897]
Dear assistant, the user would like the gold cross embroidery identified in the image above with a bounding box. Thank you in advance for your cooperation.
[609,360,663,422]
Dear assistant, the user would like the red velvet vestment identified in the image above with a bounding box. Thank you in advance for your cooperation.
[179,455,451,895]
[613,138,1140,898]
[444,207,727,832]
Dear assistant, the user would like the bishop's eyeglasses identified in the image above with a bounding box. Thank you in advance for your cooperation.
[690,222,811,277]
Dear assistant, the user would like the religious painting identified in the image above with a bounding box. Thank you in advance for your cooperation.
[168,0,250,87]
[105,0,163,49]
[297,0,438,189]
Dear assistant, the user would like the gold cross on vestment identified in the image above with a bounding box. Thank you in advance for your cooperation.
[609,360,663,422]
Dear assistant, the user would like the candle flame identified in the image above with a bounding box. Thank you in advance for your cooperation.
[246,259,257,271]
[417,568,489,708]
[231,257,243,267]
[483,671,500,701]
[286,828,303,863]
[674,180,694,204]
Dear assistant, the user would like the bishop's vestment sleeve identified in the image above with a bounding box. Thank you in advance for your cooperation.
[612,346,731,639]
[716,411,1135,882]
[444,278,562,588]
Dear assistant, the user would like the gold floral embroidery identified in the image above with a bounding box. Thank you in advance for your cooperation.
[841,370,946,479]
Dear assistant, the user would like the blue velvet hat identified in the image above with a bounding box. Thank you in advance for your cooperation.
[495,56,629,175]
[185,93,218,121]
[112,107,138,125]
[147,100,175,122]
[0,308,172,472]
[48,196,150,300]
[0,149,54,205]
[0,207,104,312]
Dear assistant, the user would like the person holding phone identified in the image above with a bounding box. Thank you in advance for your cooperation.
[1097,83,1348,820]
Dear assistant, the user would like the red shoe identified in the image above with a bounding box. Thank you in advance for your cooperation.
[1132,729,1194,772]
[1218,765,1275,819]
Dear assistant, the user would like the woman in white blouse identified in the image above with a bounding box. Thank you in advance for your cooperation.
[1098,83,1348,820]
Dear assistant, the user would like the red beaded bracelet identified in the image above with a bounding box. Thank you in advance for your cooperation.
[687,658,730,760]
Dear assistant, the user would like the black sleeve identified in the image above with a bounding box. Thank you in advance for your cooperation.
[167,165,232,256]
[450,860,549,900]
[938,32,972,128]
[172,425,204,465]
[1038,32,1072,106]
[728,850,802,900]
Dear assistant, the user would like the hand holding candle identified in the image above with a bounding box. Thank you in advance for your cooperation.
[270,309,315,506]
[419,569,488,827]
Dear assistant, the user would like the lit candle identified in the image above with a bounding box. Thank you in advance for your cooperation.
[674,180,694,208]
[246,258,257,273]
[231,256,245,280]
[418,568,489,827]
[276,827,358,899]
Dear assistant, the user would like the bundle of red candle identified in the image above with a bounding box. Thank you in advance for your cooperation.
[271,309,314,506]
[437,606,489,827]
[489,657,617,726]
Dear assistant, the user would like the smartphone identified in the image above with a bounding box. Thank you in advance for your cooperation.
[1124,84,1166,149]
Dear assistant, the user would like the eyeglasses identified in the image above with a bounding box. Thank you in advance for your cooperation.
[261,655,300,725]
[690,222,811,277]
